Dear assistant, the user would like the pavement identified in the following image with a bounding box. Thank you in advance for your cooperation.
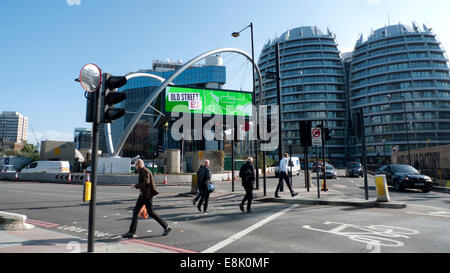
[1,170,447,253]
[0,222,197,253]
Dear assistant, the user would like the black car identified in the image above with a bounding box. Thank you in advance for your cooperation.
[345,162,363,178]
[376,164,433,193]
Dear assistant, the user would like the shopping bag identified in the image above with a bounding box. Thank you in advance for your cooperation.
[138,205,148,219]
[207,182,215,193]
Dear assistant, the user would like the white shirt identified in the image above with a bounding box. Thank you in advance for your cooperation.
[279,158,289,173]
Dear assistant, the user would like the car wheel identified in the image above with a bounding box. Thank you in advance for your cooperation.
[422,187,431,193]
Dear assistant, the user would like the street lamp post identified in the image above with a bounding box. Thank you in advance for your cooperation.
[232,22,259,190]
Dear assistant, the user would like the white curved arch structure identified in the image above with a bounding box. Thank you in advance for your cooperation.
[105,73,174,155]
[112,48,264,157]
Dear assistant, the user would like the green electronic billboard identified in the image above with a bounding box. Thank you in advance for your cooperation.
[165,86,253,117]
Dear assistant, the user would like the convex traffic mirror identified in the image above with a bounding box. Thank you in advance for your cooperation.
[79,63,102,92]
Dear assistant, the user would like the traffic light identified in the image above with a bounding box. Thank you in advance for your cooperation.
[354,112,363,139]
[324,128,334,141]
[100,74,127,123]
[299,120,312,147]
[157,145,162,155]
[85,91,95,123]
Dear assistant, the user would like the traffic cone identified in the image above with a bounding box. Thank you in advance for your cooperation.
[227,172,231,182]
[163,173,167,185]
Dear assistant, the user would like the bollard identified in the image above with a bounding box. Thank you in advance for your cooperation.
[191,174,198,194]
[375,174,390,202]
[83,182,92,202]
[15,171,18,182]
[83,174,91,203]
[68,173,71,183]
[164,173,168,185]
[321,179,328,192]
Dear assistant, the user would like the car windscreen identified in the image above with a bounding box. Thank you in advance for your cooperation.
[391,165,419,174]
[326,166,334,170]
[348,163,361,168]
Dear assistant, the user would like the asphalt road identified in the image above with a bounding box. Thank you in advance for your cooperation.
[0,170,449,253]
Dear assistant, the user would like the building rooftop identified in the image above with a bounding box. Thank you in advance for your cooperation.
[356,22,434,46]
[263,26,335,49]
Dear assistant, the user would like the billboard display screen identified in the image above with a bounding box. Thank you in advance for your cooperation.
[164,86,253,117]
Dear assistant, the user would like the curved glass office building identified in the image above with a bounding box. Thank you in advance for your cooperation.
[349,23,450,163]
[257,26,348,164]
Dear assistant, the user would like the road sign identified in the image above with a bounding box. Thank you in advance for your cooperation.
[312,127,322,146]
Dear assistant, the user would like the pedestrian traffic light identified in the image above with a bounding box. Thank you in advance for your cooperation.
[100,74,127,123]
[299,120,312,147]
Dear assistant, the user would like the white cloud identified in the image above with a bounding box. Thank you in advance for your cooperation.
[66,0,81,6]
[366,0,381,5]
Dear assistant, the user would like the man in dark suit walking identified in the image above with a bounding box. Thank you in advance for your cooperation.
[122,159,171,238]
[239,157,255,213]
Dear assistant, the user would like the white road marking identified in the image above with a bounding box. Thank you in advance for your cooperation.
[201,204,299,253]
[407,211,450,218]
[302,222,419,251]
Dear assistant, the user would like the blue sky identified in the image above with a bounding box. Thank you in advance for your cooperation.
[1,0,449,145]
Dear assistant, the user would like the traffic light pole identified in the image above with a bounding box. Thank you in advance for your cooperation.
[87,73,104,253]
[321,120,327,192]
[304,144,310,192]
[315,145,320,198]
[275,42,284,192]
[360,107,369,200]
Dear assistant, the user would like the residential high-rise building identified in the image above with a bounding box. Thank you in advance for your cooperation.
[257,26,348,165]
[348,23,450,163]
[0,111,28,144]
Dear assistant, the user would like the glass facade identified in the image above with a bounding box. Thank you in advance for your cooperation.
[348,23,450,162]
[257,26,348,164]
[110,60,226,159]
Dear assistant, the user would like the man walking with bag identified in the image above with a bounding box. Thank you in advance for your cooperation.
[122,159,171,238]
[275,153,298,198]
[197,159,212,213]
[239,157,255,213]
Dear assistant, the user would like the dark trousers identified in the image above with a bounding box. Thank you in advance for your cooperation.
[193,187,201,203]
[129,194,168,234]
[275,171,294,195]
[197,186,210,212]
[241,184,253,211]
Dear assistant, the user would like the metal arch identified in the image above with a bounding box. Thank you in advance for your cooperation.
[105,73,174,155]
[112,47,264,157]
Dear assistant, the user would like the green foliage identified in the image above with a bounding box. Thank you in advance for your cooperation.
[254,153,276,168]
[4,143,40,162]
